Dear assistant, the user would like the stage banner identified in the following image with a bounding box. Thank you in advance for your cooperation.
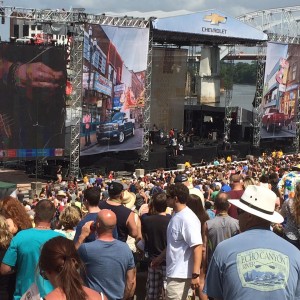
[0,42,66,158]
[261,42,299,140]
[80,24,149,156]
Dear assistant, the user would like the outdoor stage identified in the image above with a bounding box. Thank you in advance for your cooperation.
[79,139,252,174]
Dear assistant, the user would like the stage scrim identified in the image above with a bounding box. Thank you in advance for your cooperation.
[80,24,149,156]
[150,47,187,133]
[0,43,66,158]
[261,42,299,140]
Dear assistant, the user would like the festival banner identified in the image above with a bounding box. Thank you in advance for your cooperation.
[261,42,300,139]
[80,24,149,156]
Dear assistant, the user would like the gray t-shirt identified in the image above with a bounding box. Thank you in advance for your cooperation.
[205,229,300,300]
[206,215,239,265]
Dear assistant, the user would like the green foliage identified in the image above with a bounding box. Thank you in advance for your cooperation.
[221,61,257,85]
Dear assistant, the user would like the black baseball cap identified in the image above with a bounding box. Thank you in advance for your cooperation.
[108,181,125,195]
[174,174,188,183]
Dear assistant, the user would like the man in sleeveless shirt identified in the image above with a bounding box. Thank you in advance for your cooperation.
[99,181,138,242]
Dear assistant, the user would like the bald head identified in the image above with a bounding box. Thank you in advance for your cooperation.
[96,209,117,234]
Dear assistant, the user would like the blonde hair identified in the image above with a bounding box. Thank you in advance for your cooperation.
[0,215,13,249]
[59,206,81,230]
[243,177,256,189]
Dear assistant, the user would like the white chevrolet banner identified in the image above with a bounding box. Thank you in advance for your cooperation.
[152,9,267,41]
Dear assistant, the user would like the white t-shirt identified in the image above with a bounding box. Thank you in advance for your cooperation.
[166,206,202,278]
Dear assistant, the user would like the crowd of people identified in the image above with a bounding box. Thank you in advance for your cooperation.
[1,151,300,299]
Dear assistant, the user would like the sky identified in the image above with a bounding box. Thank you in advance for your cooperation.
[3,0,300,17]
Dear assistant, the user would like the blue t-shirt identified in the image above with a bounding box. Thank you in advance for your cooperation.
[74,213,118,244]
[78,239,135,300]
[2,228,64,300]
[204,229,300,300]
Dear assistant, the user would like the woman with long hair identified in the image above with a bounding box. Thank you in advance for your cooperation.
[0,214,15,300]
[280,182,300,249]
[187,194,210,300]
[0,196,32,234]
[39,236,105,300]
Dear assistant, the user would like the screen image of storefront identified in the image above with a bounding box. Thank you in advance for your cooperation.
[261,42,299,140]
[80,24,149,156]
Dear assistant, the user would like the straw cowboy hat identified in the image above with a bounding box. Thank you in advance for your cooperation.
[228,185,284,224]
[57,190,66,197]
[122,190,136,210]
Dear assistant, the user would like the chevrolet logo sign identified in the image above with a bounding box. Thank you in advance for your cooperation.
[204,13,227,25]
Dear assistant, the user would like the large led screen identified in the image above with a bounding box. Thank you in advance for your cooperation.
[80,24,149,156]
[261,42,300,140]
[0,42,66,158]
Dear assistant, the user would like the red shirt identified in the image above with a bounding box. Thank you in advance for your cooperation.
[227,189,244,219]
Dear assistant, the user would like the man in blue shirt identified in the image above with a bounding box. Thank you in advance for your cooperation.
[77,209,136,300]
[205,185,300,300]
[0,200,64,299]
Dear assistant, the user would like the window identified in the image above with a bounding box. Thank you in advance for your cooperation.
[23,25,29,37]
[93,51,100,69]
[100,55,106,74]
[13,25,19,38]
[31,25,36,30]
[83,36,90,61]
[292,64,297,81]
[37,25,42,31]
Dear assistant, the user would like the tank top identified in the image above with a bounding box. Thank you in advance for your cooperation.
[98,201,131,242]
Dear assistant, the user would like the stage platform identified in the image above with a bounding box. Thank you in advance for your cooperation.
[79,140,251,173]
[141,141,251,171]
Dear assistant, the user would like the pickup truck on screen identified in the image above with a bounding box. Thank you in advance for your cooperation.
[262,107,285,132]
[96,112,135,144]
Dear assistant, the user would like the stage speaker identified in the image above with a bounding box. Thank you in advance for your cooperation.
[244,126,253,142]
[177,164,185,171]
[135,169,145,178]
[230,124,243,142]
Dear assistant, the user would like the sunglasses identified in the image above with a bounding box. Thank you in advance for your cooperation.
[40,269,48,280]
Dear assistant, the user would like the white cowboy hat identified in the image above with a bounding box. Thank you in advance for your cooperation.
[228,185,283,224]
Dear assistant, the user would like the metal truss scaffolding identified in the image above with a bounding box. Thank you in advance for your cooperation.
[69,27,84,178]
[252,44,266,148]
[238,6,300,38]
[185,46,197,134]
[141,24,153,161]
[224,45,235,143]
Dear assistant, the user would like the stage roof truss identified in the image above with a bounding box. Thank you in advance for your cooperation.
[2,6,149,28]
[238,6,300,38]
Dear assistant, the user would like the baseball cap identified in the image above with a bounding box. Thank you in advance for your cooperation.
[108,181,125,195]
[174,174,188,183]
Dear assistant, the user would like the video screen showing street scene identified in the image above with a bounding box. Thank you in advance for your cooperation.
[80,24,149,156]
[261,42,300,139]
